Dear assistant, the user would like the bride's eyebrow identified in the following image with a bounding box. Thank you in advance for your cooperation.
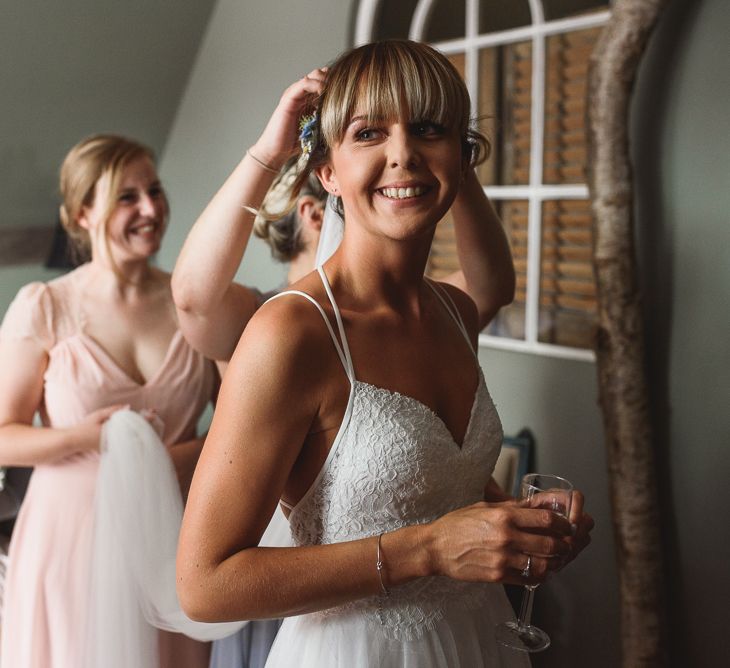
[346,114,388,129]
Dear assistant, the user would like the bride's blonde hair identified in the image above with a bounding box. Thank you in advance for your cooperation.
[283,40,490,215]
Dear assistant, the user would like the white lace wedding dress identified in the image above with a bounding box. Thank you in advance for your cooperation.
[264,268,529,667]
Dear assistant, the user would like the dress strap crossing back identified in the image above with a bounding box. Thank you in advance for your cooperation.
[264,279,355,383]
[315,266,355,379]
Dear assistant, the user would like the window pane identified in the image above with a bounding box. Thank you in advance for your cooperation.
[542,0,610,21]
[424,0,465,42]
[484,200,528,339]
[538,200,597,348]
[372,0,421,40]
[479,0,532,34]
[543,27,602,184]
[477,41,532,186]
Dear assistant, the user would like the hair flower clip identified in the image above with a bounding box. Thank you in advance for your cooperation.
[298,112,318,160]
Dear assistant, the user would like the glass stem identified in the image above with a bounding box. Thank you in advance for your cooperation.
[517,585,537,629]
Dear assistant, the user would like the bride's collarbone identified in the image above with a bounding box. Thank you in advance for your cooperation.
[344,336,478,423]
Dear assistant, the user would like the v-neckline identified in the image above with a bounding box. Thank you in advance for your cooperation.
[354,369,482,450]
[314,267,481,450]
[77,330,183,388]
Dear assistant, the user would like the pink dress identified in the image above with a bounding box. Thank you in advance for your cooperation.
[0,266,216,668]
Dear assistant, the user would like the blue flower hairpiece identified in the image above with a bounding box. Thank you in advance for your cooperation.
[298,112,318,160]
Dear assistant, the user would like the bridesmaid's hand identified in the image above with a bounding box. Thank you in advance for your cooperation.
[251,67,327,168]
[74,404,129,452]
[426,500,572,586]
[139,408,165,439]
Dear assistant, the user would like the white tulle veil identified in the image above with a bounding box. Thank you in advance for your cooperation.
[85,411,289,668]
[314,195,343,267]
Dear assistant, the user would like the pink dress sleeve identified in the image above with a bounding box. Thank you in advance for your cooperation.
[0,282,55,351]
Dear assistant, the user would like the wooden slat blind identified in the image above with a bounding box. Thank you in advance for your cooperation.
[543,27,601,184]
[538,199,597,347]
[505,42,533,186]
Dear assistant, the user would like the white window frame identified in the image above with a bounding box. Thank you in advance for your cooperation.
[355,0,612,362]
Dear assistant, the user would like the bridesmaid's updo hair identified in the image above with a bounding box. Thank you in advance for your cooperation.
[254,158,326,263]
[287,39,490,211]
[59,134,158,257]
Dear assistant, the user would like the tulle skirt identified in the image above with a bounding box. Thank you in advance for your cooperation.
[86,411,246,668]
[265,592,530,668]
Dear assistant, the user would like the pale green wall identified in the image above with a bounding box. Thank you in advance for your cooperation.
[0,266,63,315]
[632,0,730,664]
[0,0,216,234]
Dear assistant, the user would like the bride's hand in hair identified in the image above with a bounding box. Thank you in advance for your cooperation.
[251,67,328,168]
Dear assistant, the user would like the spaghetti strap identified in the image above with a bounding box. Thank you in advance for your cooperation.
[316,266,355,379]
[265,290,353,380]
[425,280,475,353]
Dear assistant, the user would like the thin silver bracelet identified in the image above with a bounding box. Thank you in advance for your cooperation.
[246,149,280,174]
[376,533,390,597]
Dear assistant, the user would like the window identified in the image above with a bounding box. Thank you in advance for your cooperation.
[355,0,611,361]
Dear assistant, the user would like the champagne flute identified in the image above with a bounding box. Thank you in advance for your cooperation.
[495,473,573,652]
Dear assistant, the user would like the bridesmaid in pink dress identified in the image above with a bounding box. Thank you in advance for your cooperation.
[0,135,215,668]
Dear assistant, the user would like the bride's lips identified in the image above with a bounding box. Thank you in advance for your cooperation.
[375,182,432,201]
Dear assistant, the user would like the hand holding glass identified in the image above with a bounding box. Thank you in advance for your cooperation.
[495,473,573,652]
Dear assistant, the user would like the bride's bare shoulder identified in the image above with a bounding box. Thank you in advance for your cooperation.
[232,276,341,380]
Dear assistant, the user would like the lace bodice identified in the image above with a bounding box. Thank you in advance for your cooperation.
[270,268,504,641]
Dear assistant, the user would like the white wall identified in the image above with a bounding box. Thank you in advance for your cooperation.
[157,0,352,291]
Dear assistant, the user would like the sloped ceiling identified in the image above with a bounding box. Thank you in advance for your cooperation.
[0,0,217,240]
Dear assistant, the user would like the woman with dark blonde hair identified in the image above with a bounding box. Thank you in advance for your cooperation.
[177,41,592,667]
[0,135,217,668]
